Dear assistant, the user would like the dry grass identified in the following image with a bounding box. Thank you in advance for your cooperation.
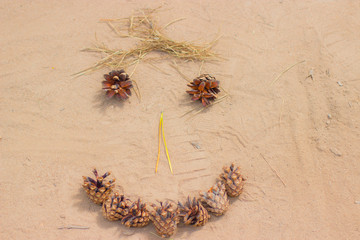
[269,60,306,86]
[73,8,221,77]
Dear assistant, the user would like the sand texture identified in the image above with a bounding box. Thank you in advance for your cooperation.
[1,0,360,239]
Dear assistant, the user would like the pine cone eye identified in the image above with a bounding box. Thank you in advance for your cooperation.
[186,74,220,106]
[102,70,133,100]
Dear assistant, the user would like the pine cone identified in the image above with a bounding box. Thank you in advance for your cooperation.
[178,197,210,227]
[102,70,133,99]
[102,192,132,221]
[82,169,115,205]
[199,181,229,216]
[186,74,220,106]
[150,201,180,238]
[121,199,150,227]
[220,163,245,197]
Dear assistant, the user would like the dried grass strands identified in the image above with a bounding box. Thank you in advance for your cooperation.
[269,60,306,86]
[182,94,229,119]
[73,8,220,78]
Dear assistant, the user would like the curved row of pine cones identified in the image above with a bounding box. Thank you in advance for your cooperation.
[82,164,245,238]
[102,70,221,107]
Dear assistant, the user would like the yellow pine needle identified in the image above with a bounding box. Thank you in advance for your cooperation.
[161,112,173,174]
[155,112,163,173]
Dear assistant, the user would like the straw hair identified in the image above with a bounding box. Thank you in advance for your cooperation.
[73,8,220,77]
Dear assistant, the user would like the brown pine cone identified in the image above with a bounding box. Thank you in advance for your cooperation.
[82,169,115,205]
[102,192,132,221]
[102,70,133,99]
[186,74,220,106]
[121,198,150,227]
[178,197,210,227]
[150,201,180,238]
[199,181,229,216]
[220,163,245,197]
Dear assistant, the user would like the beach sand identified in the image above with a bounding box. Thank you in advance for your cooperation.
[1,0,359,239]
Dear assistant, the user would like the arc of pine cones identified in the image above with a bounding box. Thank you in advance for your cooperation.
[199,181,229,216]
[102,70,133,99]
[186,74,220,106]
[82,169,115,205]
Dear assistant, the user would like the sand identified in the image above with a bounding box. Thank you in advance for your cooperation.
[1,0,360,239]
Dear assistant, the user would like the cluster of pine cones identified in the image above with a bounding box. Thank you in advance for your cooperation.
[102,70,221,107]
[82,164,244,238]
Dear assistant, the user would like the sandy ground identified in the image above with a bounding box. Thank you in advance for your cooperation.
[1,0,360,239]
